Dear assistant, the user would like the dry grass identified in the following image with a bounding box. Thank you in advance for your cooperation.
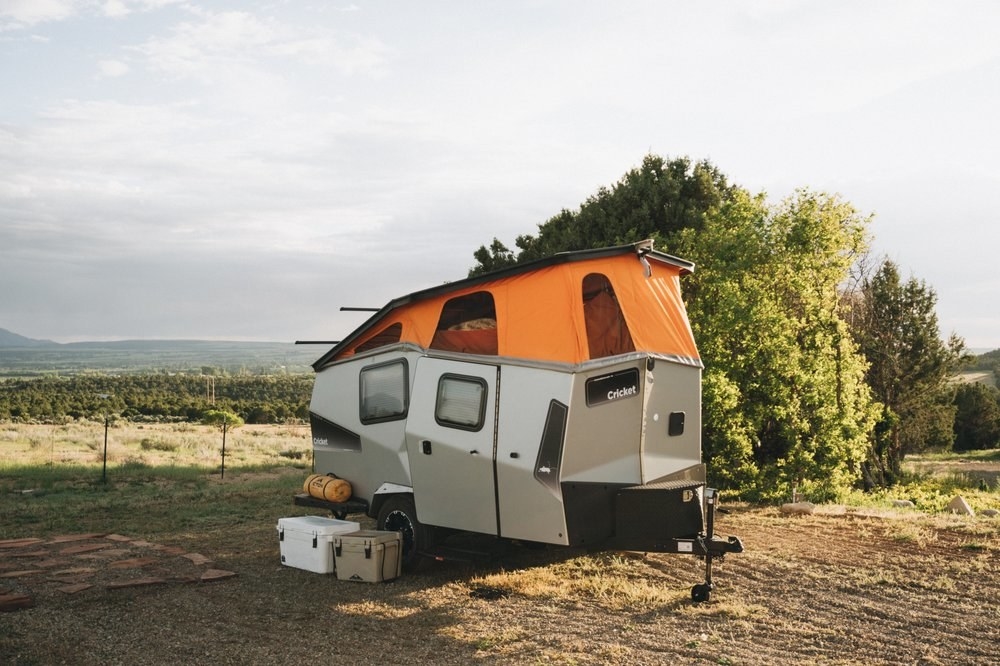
[0,421,312,472]
[2,426,999,665]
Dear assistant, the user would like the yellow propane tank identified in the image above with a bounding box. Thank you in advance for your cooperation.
[302,473,322,494]
[307,474,352,503]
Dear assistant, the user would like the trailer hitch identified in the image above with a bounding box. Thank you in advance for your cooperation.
[690,488,744,603]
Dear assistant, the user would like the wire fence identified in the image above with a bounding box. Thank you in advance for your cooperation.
[0,420,313,483]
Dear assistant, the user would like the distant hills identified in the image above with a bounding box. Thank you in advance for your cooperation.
[0,328,326,376]
[0,328,58,348]
[1,327,995,378]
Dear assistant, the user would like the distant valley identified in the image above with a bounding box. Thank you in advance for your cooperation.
[0,328,326,376]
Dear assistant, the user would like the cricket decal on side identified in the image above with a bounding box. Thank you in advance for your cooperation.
[297,240,743,602]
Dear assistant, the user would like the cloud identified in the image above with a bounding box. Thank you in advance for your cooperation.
[0,0,78,28]
[0,0,189,29]
[96,58,129,77]
[129,9,389,83]
[3,1,1000,345]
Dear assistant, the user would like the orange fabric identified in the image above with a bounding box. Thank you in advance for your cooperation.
[429,329,499,355]
[335,252,699,364]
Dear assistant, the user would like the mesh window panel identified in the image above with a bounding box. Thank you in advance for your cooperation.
[360,361,407,423]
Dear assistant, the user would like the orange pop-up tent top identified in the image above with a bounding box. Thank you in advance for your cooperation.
[314,241,700,369]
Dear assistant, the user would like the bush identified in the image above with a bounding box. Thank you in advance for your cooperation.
[140,437,178,452]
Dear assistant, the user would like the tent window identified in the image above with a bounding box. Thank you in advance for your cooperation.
[355,322,402,354]
[429,291,498,355]
[435,374,487,431]
[583,273,635,359]
[359,359,408,424]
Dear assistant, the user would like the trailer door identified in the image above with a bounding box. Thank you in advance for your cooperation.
[405,357,499,535]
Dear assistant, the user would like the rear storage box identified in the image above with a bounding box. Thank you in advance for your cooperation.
[277,516,360,574]
[333,530,402,582]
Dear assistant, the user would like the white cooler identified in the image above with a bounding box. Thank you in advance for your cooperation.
[277,515,359,574]
[333,530,402,582]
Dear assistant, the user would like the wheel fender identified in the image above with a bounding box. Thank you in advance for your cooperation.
[371,483,413,518]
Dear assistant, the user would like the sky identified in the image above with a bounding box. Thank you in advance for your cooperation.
[1,0,998,349]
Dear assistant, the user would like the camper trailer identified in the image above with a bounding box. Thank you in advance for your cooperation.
[299,240,742,601]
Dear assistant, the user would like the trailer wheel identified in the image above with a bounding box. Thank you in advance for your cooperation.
[377,494,432,571]
[691,583,711,603]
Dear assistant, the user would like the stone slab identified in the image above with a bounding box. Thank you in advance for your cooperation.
[47,534,108,544]
[181,553,212,566]
[946,495,975,516]
[105,577,167,590]
[50,567,97,577]
[57,583,94,595]
[151,545,187,556]
[780,501,816,515]
[33,559,70,569]
[48,574,95,585]
[0,538,44,549]
[0,592,34,612]
[0,570,44,579]
[77,548,131,559]
[200,569,237,582]
[61,543,112,556]
[9,549,51,558]
[108,557,159,570]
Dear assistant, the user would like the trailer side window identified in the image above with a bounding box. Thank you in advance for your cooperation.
[430,291,498,355]
[359,359,408,424]
[435,374,487,431]
[355,323,403,354]
[582,273,635,359]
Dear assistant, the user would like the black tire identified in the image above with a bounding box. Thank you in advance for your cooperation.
[377,494,433,571]
[691,583,711,603]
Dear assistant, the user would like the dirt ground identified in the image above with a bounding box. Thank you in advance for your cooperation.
[2,503,999,666]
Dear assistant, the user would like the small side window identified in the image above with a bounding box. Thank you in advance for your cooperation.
[668,411,685,436]
[355,323,402,354]
[359,359,408,424]
[583,273,635,359]
[435,374,487,431]
[430,291,498,355]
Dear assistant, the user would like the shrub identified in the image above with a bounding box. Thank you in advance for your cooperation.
[140,437,178,452]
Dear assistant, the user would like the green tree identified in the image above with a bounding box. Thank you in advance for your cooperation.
[952,382,1000,451]
[676,189,876,499]
[201,409,245,429]
[469,155,878,499]
[852,260,967,486]
[469,154,733,275]
[469,238,517,277]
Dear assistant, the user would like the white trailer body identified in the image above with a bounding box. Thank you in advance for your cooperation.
[302,241,741,600]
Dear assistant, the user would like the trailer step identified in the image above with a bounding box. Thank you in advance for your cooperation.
[292,493,369,519]
[420,535,524,564]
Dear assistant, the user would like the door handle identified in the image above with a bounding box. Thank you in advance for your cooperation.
[510,452,520,459]
[422,440,432,455]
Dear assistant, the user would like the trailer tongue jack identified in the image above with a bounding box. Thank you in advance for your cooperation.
[690,488,744,603]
